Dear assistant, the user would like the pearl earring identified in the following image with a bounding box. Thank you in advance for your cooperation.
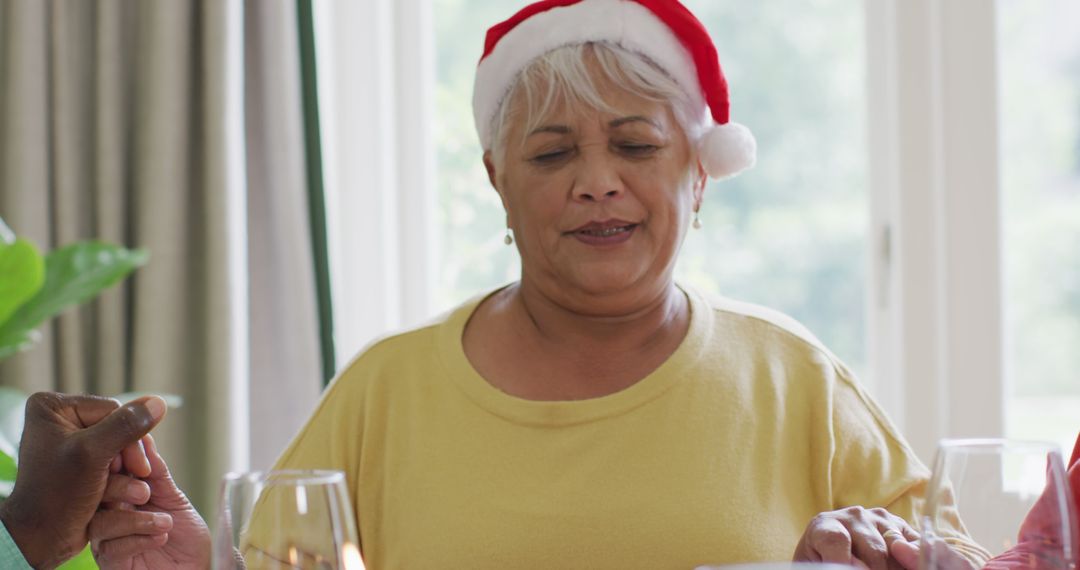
[504,228,514,245]
[693,210,702,230]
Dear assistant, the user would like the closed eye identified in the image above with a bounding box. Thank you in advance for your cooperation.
[529,148,574,165]
[616,143,660,157]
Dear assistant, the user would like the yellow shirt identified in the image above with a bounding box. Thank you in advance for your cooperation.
[271,286,936,569]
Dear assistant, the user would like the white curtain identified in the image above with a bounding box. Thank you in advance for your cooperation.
[243,0,323,472]
[0,0,323,512]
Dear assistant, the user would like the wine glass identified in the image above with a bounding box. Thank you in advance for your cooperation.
[920,439,1079,570]
[213,470,364,569]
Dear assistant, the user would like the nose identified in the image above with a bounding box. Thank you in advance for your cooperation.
[571,152,625,203]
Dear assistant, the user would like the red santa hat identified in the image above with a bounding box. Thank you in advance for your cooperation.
[473,0,756,180]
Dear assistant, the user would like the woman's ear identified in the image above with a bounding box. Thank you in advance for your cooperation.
[483,151,498,189]
[693,160,707,207]
[484,151,512,214]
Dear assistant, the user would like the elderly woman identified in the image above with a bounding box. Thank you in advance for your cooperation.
[88,1,983,569]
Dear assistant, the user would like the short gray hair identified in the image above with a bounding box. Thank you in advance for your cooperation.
[488,42,708,167]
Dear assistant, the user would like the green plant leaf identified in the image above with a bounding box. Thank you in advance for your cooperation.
[0,242,148,351]
[57,544,98,569]
[0,450,15,483]
[0,238,45,326]
[0,387,28,463]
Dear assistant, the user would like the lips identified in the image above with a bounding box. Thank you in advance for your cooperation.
[568,219,639,246]
[579,225,635,237]
[568,219,639,235]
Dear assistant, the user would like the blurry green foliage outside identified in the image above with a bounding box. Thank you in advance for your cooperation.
[997,0,1080,452]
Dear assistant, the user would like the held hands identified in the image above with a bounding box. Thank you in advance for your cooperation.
[0,390,212,568]
[90,432,211,568]
[793,506,963,570]
[0,393,167,569]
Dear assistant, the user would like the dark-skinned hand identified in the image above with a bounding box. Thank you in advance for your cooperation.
[0,392,167,569]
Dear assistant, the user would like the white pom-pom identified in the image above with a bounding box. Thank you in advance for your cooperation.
[698,122,757,180]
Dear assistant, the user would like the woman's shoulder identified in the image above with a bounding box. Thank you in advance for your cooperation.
[328,290,492,392]
[685,287,859,388]
[705,293,826,347]
[692,289,832,355]
[336,312,452,380]
[346,316,447,369]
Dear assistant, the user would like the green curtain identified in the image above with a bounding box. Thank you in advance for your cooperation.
[295,0,336,386]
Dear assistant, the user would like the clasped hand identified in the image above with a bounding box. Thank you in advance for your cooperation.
[0,392,212,569]
[88,434,210,568]
[793,506,974,570]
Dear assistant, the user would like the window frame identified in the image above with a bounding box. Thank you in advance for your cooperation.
[865,0,1005,461]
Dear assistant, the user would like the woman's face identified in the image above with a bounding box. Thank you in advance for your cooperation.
[486,73,705,309]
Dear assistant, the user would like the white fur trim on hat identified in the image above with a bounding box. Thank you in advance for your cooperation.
[473,0,703,151]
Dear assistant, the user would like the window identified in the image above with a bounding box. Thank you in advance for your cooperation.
[433,0,521,310]
[322,0,1079,462]
[997,0,1080,455]
[676,1,869,380]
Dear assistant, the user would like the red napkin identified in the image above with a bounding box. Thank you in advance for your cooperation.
[982,432,1080,570]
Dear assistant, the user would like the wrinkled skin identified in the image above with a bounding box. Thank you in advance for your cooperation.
[793,505,957,570]
[89,435,210,569]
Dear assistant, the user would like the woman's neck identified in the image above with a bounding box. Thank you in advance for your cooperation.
[461,278,692,400]
[509,278,690,357]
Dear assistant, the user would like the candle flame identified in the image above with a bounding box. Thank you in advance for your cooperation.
[343,543,365,570]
